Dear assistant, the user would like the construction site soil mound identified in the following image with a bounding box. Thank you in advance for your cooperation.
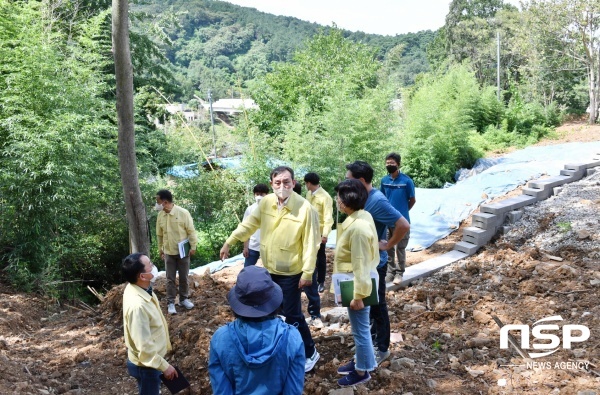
[0,123,598,394]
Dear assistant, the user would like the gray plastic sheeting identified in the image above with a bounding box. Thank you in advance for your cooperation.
[406,141,600,251]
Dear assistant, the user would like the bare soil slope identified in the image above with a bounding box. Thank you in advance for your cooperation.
[0,122,598,395]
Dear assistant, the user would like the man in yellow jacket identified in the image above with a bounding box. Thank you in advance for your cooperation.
[155,189,198,315]
[122,253,177,395]
[220,166,321,373]
[303,172,334,327]
[304,172,334,293]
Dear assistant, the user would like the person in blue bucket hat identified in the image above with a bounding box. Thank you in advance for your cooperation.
[208,265,305,395]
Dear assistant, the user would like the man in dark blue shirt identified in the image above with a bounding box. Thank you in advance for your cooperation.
[380,153,416,284]
[345,161,410,365]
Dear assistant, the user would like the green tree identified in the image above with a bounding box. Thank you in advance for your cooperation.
[399,65,492,187]
[237,28,396,193]
[430,0,520,89]
[251,28,381,137]
[0,0,127,294]
[113,0,150,255]
[518,0,600,122]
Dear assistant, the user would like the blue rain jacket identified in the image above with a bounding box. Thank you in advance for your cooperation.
[209,317,305,395]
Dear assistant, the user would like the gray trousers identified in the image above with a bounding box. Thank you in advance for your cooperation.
[386,229,410,276]
[165,254,190,304]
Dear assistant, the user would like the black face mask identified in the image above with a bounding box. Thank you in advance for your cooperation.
[386,165,398,174]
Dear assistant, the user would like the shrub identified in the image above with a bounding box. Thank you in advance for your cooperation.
[400,65,483,187]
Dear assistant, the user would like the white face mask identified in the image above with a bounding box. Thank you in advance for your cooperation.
[255,195,264,203]
[274,187,292,200]
[148,265,159,283]
[154,203,164,211]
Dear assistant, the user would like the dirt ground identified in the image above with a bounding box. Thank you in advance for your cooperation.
[0,122,598,395]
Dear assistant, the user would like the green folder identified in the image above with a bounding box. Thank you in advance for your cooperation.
[340,278,378,307]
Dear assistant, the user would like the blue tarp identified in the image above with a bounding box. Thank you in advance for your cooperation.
[166,156,243,178]
[406,141,600,251]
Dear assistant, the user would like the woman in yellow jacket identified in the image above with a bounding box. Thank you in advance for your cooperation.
[333,179,380,387]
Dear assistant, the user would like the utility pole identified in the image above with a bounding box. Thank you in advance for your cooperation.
[208,89,217,158]
[497,31,501,101]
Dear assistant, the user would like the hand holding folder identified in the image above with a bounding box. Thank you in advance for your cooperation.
[160,366,190,394]
[177,239,191,258]
[332,271,379,307]
[339,278,379,307]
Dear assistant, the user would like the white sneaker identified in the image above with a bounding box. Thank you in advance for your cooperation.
[179,299,194,310]
[308,317,324,329]
[305,348,320,372]
[168,303,177,315]
[393,274,403,285]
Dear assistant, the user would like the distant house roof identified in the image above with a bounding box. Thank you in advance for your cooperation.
[164,103,187,114]
[203,98,258,114]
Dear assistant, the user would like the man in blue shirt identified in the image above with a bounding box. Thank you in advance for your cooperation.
[345,161,410,365]
[380,153,416,284]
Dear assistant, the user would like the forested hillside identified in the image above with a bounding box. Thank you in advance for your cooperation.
[133,0,435,101]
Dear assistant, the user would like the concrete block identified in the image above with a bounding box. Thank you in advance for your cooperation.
[462,226,495,246]
[528,175,571,189]
[472,212,504,229]
[587,167,599,176]
[507,210,523,224]
[553,186,563,195]
[498,225,512,234]
[480,195,537,215]
[582,159,600,169]
[564,163,588,172]
[387,250,469,291]
[560,168,585,181]
[522,187,552,201]
[453,241,480,255]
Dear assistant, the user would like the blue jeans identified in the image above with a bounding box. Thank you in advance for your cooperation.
[244,249,260,267]
[303,270,321,318]
[348,305,376,372]
[370,263,390,352]
[127,360,161,395]
[270,273,316,359]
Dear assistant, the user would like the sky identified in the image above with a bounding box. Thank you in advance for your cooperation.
[224,0,522,36]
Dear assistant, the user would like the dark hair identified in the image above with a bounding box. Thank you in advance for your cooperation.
[270,166,294,181]
[253,183,269,194]
[122,253,146,284]
[345,161,374,184]
[293,182,302,194]
[335,179,368,211]
[156,189,173,203]
[303,172,320,185]
[385,152,401,165]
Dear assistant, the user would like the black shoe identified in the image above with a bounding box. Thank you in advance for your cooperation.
[317,283,325,293]
[338,370,371,387]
